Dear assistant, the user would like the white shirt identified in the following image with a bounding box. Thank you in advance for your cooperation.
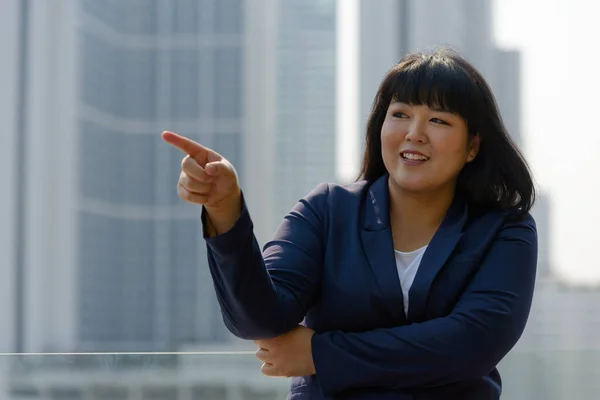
[394,245,428,314]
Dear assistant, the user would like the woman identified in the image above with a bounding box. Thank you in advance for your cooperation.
[162,49,537,399]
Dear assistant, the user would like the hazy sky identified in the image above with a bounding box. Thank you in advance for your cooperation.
[494,0,600,285]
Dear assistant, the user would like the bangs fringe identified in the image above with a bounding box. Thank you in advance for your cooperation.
[384,53,479,122]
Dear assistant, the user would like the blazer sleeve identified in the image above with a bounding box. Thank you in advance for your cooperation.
[203,183,330,340]
[311,216,538,395]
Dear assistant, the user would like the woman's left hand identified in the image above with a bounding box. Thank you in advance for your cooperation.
[254,325,316,377]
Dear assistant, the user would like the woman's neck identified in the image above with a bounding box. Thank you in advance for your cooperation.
[388,180,455,252]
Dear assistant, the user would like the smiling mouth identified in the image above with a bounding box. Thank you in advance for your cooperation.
[401,152,430,161]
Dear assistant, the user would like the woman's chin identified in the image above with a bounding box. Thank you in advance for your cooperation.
[389,177,429,194]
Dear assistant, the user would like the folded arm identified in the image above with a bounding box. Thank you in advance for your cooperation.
[311,217,538,395]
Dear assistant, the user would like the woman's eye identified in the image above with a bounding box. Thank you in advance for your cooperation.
[431,118,449,125]
[393,112,408,118]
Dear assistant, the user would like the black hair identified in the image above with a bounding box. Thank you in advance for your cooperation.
[358,48,535,214]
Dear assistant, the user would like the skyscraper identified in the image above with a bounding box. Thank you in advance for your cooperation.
[241,0,338,244]
[76,0,244,352]
[1,0,340,353]
[0,0,22,353]
[271,0,338,227]
[1,0,246,353]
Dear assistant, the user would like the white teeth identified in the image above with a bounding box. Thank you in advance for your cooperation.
[402,153,429,161]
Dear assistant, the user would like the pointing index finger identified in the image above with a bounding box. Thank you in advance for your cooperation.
[161,131,207,158]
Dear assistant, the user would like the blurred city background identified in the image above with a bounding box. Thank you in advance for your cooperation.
[0,0,598,399]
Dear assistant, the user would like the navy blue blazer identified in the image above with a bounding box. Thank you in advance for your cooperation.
[203,174,538,399]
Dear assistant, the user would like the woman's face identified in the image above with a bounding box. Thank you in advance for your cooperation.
[381,101,479,196]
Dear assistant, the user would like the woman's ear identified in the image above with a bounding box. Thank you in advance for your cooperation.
[467,134,481,162]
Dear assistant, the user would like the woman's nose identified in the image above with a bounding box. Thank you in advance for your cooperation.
[405,120,427,143]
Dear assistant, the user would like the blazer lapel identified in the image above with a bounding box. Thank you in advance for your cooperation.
[407,194,468,320]
[359,175,406,322]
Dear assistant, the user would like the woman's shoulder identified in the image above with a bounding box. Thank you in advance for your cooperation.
[303,179,371,204]
[465,205,537,243]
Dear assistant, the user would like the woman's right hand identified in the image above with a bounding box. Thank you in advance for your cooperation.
[161,130,242,234]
